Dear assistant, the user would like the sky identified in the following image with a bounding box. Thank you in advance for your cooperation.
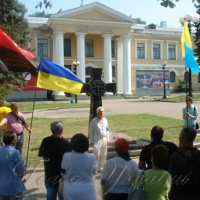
[19,0,198,27]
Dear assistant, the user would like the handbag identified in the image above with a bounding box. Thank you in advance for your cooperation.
[128,170,145,200]
[58,178,64,194]
[196,122,199,130]
[194,107,199,129]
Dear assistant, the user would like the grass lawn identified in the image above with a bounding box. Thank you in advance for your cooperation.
[23,113,200,168]
[17,102,89,112]
[159,94,200,102]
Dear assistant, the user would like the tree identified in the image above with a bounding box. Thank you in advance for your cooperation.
[193,2,200,65]
[134,18,146,25]
[28,11,52,18]
[35,0,52,9]
[0,0,29,100]
[36,0,181,9]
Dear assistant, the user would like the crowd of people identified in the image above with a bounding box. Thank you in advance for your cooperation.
[0,98,200,200]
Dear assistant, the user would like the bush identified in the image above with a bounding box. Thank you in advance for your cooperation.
[173,79,189,93]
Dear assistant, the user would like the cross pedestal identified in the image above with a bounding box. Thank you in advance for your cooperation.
[81,68,116,136]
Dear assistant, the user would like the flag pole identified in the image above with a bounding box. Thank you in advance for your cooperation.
[25,79,37,168]
[185,65,189,126]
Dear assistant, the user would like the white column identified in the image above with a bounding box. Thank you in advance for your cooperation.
[116,37,123,94]
[176,42,178,60]
[48,38,50,57]
[75,32,87,83]
[51,35,55,62]
[134,39,137,59]
[34,34,37,56]
[166,41,169,60]
[151,40,153,59]
[52,31,65,97]
[160,41,163,60]
[102,34,113,83]
[123,35,132,95]
[145,40,147,59]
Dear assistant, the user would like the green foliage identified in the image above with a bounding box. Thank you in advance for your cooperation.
[0,0,30,48]
[28,11,52,18]
[194,2,200,64]
[173,79,188,92]
[134,17,146,25]
[158,0,179,8]
[35,0,52,9]
[0,72,26,101]
[0,0,29,101]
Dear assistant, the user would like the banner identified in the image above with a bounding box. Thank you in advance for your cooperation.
[136,70,170,89]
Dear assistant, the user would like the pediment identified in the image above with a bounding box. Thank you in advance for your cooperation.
[50,2,136,23]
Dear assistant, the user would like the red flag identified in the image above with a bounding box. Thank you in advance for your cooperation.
[0,29,38,77]
[18,47,35,60]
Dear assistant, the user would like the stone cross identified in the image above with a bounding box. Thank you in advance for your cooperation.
[81,68,116,135]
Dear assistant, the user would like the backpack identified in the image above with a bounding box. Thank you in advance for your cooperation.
[178,151,200,197]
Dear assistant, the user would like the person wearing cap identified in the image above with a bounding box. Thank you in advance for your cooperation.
[0,100,11,147]
[89,106,109,173]
[101,138,139,200]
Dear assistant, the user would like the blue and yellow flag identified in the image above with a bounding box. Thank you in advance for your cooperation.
[181,21,199,74]
[36,57,83,94]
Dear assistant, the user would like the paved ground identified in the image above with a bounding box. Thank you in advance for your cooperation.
[23,157,140,200]
[21,95,200,199]
[24,97,200,120]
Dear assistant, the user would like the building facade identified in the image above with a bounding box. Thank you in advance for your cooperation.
[21,2,200,99]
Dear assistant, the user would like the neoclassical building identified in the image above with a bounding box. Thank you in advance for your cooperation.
[16,1,199,99]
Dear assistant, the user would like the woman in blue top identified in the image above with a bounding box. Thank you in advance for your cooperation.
[101,138,139,200]
[61,133,97,200]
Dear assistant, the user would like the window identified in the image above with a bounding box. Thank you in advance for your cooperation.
[85,66,93,76]
[112,66,116,77]
[85,39,94,57]
[184,71,189,83]
[37,39,48,57]
[111,40,115,57]
[64,39,71,56]
[168,45,176,60]
[153,44,160,59]
[170,71,176,82]
[64,65,71,70]
[198,72,200,83]
[137,43,145,59]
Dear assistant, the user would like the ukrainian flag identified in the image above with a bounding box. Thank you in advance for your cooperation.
[181,21,199,74]
[37,57,83,94]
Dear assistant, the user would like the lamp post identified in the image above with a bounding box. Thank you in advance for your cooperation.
[162,61,167,99]
[179,14,199,97]
[72,60,80,103]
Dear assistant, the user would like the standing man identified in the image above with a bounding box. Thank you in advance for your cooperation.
[168,126,200,199]
[89,107,109,173]
[183,96,198,129]
[38,120,71,200]
[0,100,11,147]
[0,103,32,154]
[0,131,26,200]
[138,126,178,170]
